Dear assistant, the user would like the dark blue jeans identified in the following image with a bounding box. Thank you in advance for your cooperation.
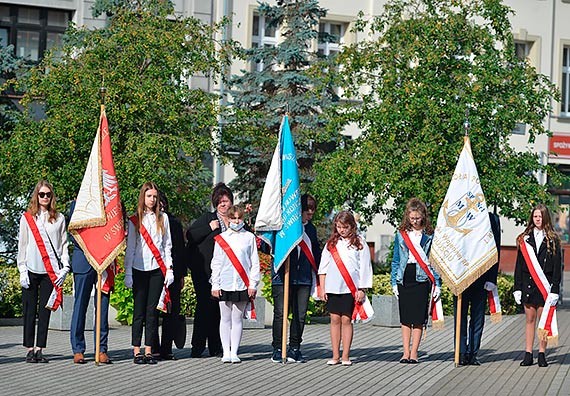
[453,279,486,356]
[70,268,110,354]
[272,284,311,350]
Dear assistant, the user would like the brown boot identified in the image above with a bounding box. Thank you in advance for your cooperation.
[73,353,86,364]
[99,352,112,364]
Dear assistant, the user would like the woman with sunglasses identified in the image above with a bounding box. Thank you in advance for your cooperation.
[17,180,70,363]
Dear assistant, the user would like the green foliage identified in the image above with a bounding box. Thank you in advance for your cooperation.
[180,275,197,317]
[109,271,133,325]
[0,3,236,261]
[314,0,564,226]
[0,262,73,318]
[0,265,22,318]
[223,0,342,211]
[91,0,174,18]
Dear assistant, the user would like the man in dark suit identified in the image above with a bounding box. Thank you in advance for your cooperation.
[186,183,233,358]
[69,200,112,364]
[157,192,187,360]
[454,212,501,366]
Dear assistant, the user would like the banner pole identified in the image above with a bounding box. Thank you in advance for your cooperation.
[95,272,103,365]
[454,292,462,367]
[281,257,290,364]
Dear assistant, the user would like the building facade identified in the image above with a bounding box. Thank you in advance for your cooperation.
[3,0,570,271]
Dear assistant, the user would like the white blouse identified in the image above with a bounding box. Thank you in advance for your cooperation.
[210,228,260,292]
[318,236,372,294]
[124,211,173,273]
[17,210,70,274]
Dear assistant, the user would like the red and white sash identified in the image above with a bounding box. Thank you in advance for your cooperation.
[328,245,374,323]
[23,212,63,311]
[101,262,116,294]
[130,216,170,313]
[520,238,558,345]
[400,231,444,330]
[214,235,257,321]
[487,283,502,323]
[299,231,322,300]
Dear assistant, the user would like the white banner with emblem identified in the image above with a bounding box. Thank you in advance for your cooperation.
[430,136,497,296]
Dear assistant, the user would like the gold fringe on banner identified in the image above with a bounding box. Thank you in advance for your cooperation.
[431,252,498,297]
[538,328,558,347]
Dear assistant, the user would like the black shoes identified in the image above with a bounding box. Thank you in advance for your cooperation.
[133,353,146,364]
[538,352,548,367]
[520,352,533,366]
[25,350,36,363]
[470,356,481,366]
[271,349,283,363]
[287,347,306,363]
[34,349,48,363]
[459,354,471,366]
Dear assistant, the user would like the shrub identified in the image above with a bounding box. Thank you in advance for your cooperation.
[0,263,73,318]
[0,265,22,318]
[180,275,196,317]
[109,271,133,325]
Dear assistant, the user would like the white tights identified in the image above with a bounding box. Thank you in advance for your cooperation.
[219,300,247,358]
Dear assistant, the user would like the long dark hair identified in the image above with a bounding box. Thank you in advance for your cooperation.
[136,181,164,235]
[326,210,363,251]
[517,204,559,254]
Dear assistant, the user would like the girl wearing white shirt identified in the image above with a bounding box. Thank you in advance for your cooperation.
[124,182,174,364]
[17,180,70,363]
[319,211,372,366]
[210,205,260,363]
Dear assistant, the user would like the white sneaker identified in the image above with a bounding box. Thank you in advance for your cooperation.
[230,355,241,364]
[221,356,232,363]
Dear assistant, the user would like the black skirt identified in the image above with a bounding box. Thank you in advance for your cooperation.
[326,293,355,316]
[219,289,250,303]
[398,263,430,326]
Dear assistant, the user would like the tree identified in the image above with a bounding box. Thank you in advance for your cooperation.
[313,0,563,226]
[0,45,29,260]
[222,0,341,209]
[0,0,233,259]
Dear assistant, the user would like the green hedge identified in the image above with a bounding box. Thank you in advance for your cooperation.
[0,263,73,318]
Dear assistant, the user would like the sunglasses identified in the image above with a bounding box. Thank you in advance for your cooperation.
[38,192,52,199]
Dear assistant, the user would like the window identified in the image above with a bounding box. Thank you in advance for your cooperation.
[563,46,570,118]
[0,5,71,62]
[318,22,345,57]
[514,41,530,60]
[250,13,279,72]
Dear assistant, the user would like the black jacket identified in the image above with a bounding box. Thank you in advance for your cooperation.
[514,232,562,295]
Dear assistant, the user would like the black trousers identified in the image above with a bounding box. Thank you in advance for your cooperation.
[190,269,221,355]
[272,284,311,349]
[159,276,183,355]
[132,268,164,348]
[22,271,53,348]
